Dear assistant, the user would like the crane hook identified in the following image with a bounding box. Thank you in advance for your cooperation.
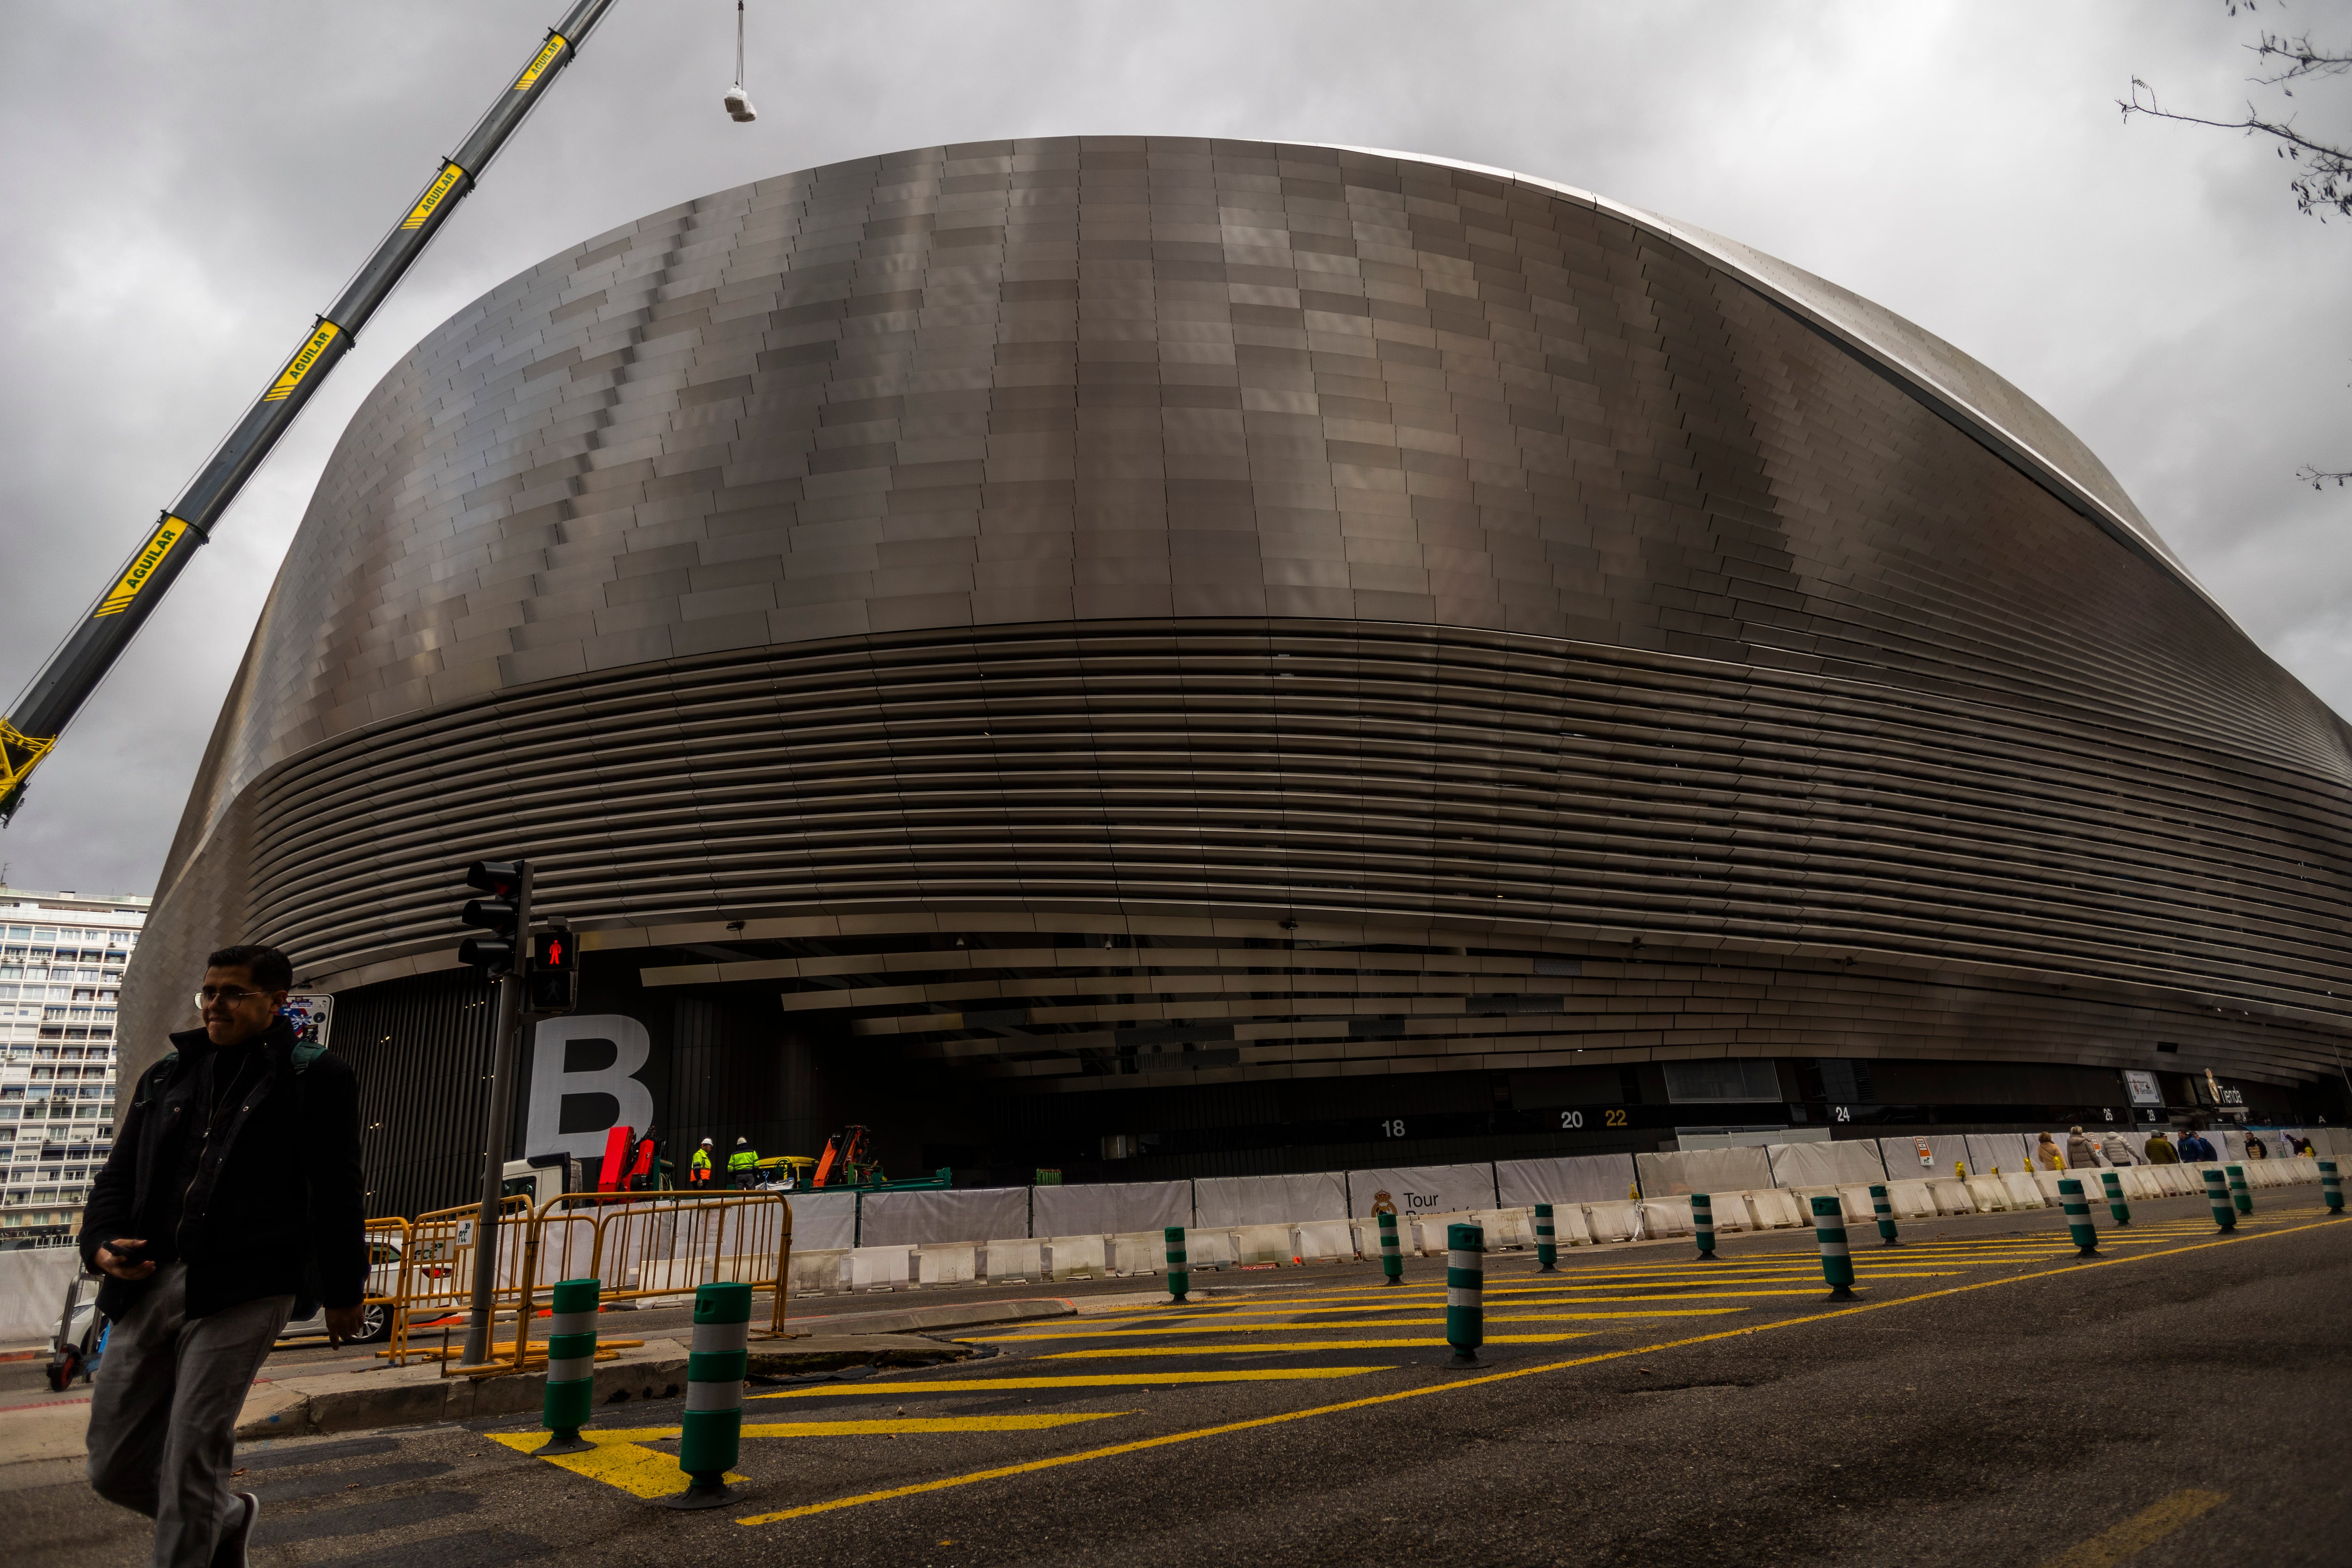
[723,0,757,121]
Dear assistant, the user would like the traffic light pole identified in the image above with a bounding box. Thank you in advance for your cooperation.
[461,864,532,1367]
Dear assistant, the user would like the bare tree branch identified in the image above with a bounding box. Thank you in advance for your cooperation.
[2123,7,2352,493]
[2118,79,2352,221]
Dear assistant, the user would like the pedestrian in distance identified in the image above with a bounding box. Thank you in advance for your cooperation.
[727,1136,761,1189]
[2066,1126,2100,1169]
[2144,1130,2179,1164]
[2100,1133,2137,1166]
[2245,1132,2268,1159]
[2037,1131,2065,1170]
[80,944,366,1568]
[688,1137,714,1189]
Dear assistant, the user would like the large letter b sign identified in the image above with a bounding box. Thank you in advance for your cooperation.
[524,1014,656,1159]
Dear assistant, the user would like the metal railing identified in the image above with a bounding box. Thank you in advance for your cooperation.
[372,1190,794,1373]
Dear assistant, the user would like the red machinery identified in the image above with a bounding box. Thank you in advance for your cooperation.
[812,1123,875,1188]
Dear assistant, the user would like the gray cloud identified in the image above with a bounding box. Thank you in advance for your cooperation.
[3,0,2347,896]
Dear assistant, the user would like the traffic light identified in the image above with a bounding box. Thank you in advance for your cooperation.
[528,917,578,1015]
[458,860,528,976]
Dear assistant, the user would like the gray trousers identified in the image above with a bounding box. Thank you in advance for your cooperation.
[86,1263,293,1568]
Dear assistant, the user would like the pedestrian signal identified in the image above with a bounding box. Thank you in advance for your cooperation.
[528,917,579,1015]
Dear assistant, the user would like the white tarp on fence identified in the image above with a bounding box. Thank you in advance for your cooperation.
[1345,1164,1498,1219]
[1765,1140,1886,1188]
[0,1248,83,1346]
[786,1191,859,1251]
[858,1187,1030,1248]
[1636,1146,1771,1196]
[1964,1133,2034,1174]
[1877,1134,1969,1179]
[1031,1180,1191,1237]
[1494,1154,1638,1207]
[1194,1172,1347,1227]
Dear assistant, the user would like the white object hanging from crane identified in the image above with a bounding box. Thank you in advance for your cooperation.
[723,0,757,120]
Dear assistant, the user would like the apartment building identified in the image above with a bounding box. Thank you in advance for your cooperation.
[0,886,146,1245]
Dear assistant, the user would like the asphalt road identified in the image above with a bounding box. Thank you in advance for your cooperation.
[12,1191,2349,1567]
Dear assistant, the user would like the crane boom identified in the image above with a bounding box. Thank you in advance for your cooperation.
[0,0,620,823]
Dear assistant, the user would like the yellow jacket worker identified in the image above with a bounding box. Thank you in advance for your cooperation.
[688,1138,713,1188]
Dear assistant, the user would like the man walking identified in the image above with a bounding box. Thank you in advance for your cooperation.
[728,1135,761,1188]
[80,944,366,1567]
[688,1137,714,1189]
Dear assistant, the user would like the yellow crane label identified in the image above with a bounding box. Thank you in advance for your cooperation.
[515,34,567,91]
[400,161,467,231]
[94,515,193,617]
[261,321,341,403]
[0,719,57,794]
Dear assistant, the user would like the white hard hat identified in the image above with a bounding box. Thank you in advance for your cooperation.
[701,1138,712,1145]
[736,1137,747,1144]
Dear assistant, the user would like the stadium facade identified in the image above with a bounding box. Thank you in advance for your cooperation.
[120,140,2352,1218]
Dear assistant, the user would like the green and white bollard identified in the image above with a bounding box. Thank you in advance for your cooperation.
[1869,1183,1899,1246]
[1378,1210,1403,1287]
[1534,1203,1557,1272]
[2203,1168,2236,1232]
[1445,1222,1484,1365]
[1692,1193,1716,1260]
[1164,1226,1190,1304]
[2227,1163,2254,1216]
[1811,1195,1856,1301]
[668,1280,751,1510]
[2100,1170,2131,1227]
[536,1277,600,1456]
[2322,1159,2343,1214]
[2058,1178,2098,1257]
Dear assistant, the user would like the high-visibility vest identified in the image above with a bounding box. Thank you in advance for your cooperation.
[691,1147,711,1174]
[728,1147,760,1172]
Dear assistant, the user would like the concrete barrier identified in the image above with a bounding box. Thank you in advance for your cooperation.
[1294,1219,1356,1261]
[1233,1225,1295,1266]
[1582,1200,1641,1242]
[847,1246,912,1292]
[984,1238,1044,1283]
[1470,1208,1534,1250]
[1707,1192,1753,1233]
[1746,1188,1809,1229]
[1552,1204,1595,1246]
[2000,1170,2046,1209]
[1409,1212,1476,1256]
[1883,1182,1936,1220]
[787,1249,845,1297]
[1963,1176,2011,1212]
[1184,1229,1237,1271]
[1926,1180,1978,1216]
[1638,1196,1694,1237]
[914,1244,977,1286]
[1108,1232,1164,1276]
[1046,1234,1109,1281]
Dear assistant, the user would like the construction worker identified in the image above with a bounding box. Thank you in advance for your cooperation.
[727,1136,760,1189]
[688,1138,713,1189]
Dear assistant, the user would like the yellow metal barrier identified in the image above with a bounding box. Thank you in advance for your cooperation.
[379,1190,795,1373]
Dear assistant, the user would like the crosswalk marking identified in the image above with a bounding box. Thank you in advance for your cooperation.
[754,1369,1393,1399]
[490,1432,745,1498]
[1041,1334,1589,1358]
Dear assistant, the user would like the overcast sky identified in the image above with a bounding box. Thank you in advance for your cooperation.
[2,0,2348,899]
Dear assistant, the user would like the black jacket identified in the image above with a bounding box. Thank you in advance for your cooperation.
[79,1018,367,1322]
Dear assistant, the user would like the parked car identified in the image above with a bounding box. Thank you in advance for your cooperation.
[276,1238,417,1345]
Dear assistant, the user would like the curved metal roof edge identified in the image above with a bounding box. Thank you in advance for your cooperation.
[1314,144,2235,628]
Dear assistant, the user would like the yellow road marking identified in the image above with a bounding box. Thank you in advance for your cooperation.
[736,1217,2341,1528]
[974,1313,1732,1340]
[489,1432,746,1498]
[755,1369,1393,1398]
[2042,1487,2226,1567]
[1041,1335,1590,1358]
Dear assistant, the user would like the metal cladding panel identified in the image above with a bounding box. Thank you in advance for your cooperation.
[121,138,2352,1098]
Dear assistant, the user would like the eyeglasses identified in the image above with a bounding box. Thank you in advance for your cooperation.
[195,987,278,1007]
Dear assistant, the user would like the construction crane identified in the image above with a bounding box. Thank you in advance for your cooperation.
[0,0,621,824]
